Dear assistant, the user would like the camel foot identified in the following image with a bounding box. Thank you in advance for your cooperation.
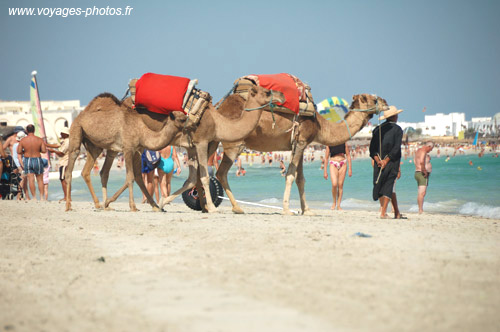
[303,209,316,216]
[152,206,162,212]
[65,207,73,212]
[104,206,115,211]
[130,207,139,212]
[232,206,245,214]
[282,209,295,216]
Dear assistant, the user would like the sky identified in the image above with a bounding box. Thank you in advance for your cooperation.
[1,0,499,123]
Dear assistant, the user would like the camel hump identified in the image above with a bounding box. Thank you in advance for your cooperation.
[83,93,122,112]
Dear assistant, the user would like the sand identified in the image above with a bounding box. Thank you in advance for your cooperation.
[1,200,499,332]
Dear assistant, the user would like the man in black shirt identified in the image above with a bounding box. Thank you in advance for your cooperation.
[369,106,404,219]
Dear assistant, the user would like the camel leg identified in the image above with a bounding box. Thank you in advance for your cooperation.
[81,144,104,209]
[105,151,138,211]
[132,151,160,212]
[64,145,81,211]
[100,151,117,207]
[160,148,198,208]
[196,141,217,213]
[283,142,307,215]
[216,144,245,214]
[296,156,314,215]
[196,167,209,213]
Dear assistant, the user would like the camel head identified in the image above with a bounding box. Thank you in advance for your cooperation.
[247,85,286,109]
[343,94,388,128]
[170,110,189,130]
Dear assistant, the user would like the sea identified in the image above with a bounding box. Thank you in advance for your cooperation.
[48,153,500,219]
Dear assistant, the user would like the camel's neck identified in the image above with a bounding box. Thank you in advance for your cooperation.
[136,113,179,150]
[314,111,369,146]
[212,95,263,142]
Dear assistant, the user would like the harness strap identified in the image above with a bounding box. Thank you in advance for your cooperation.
[216,83,238,110]
[244,90,277,129]
[120,88,130,102]
[342,119,352,139]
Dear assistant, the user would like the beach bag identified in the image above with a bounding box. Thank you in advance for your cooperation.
[144,150,161,170]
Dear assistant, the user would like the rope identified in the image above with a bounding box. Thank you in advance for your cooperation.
[244,90,277,129]
[215,83,238,110]
[343,119,352,139]
[120,88,130,102]
[375,117,387,185]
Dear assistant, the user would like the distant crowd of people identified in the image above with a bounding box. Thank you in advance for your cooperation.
[2,121,498,216]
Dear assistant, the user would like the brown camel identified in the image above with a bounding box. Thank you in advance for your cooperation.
[158,87,285,212]
[69,86,283,212]
[212,93,387,215]
[159,87,284,211]
[64,93,188,212]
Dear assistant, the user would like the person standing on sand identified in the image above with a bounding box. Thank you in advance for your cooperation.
[17,124,47,200]
[2,132,18,156]
[47,127,70,202]
[0,139,7,177]
[157,145,181,199]
[323,143,352,210]
[414,142,434,214]
[369,106,404,219]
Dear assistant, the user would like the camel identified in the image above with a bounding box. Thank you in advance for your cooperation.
[156,87,285,212]
[67,86,284,212]
[64,93,188,212]
[168,93,386,215]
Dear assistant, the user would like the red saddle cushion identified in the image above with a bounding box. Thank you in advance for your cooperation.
[135,73,190,114]
[255,73,300,114]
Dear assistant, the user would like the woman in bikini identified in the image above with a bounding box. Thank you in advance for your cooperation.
[158,146,181,199]
[323,143,352,210]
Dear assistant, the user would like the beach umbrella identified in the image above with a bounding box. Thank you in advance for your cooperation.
[317,96,349,123]
[403,127,416,134]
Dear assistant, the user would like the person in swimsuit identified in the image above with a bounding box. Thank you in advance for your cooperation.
[207,150,219,177]
[323,143,352,210]
[414,142,434,214]
[158,145,181,199]
[17,124,47,201]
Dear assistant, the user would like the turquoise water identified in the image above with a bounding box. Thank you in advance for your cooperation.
[50,154,500,219]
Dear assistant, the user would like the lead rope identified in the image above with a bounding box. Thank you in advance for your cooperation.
[216,83,238,110]
[244,90,277,129]
[120,88,130,102]
[374,99,385,184]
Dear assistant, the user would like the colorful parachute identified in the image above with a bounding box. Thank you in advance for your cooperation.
[317,97,349,123]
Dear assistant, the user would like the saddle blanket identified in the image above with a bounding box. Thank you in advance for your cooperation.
[135,73,191,114]
[235,73,315,116]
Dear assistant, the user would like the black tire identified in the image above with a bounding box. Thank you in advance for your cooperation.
[182,176,224,211]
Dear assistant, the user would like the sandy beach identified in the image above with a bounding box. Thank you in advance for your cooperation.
[1,200,499,332]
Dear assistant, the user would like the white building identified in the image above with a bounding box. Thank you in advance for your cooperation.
[469,115,499,136]
[352,112,469,139]
[0,100,83,143]
[421,112,466,137]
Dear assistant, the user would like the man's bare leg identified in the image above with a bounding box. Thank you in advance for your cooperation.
[379,196,391,218]
[391,192,400,218]
[27,173,36,200]
[417,186,427,214]
[36,173,45,201]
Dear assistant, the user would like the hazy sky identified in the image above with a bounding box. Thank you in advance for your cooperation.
[1,0,499,123]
